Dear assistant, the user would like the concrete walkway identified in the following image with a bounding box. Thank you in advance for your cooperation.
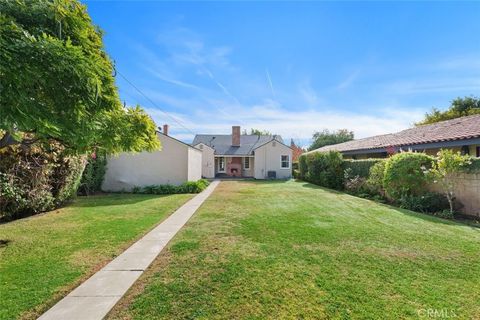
[39,181,220,320]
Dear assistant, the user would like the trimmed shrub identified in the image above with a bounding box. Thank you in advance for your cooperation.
[137,179,210,195]
[383,152,435,200]
[342,159,385,178]
[398,192,450,214]
[366,161,386,196]
[78,153,107,195]
[298,155,308,179]
[303,151,344,190]
[462,157,480,173]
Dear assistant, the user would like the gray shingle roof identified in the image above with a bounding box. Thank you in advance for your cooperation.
[311,114,480,153]
[192,134,284,155]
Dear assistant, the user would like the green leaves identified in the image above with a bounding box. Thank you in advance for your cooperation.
[0,0,159,154]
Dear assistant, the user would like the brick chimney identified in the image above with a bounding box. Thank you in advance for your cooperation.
[232,126,240,146]
[163,124,169,136]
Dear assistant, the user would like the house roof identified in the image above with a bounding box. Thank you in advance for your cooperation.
[192,134,285,155]
[311,114,480,154]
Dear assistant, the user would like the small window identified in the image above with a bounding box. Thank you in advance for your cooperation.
[244,157,250,170]
[281,155,290,169]
[461,145,470,155]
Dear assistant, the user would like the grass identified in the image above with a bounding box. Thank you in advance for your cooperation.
[0,193,193,320]
[109,180,480,320]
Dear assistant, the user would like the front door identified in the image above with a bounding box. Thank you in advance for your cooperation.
[218,157,226,173]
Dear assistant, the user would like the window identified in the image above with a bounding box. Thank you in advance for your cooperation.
[218,157,225,172]
[461,145,470,155]
[281,155,290,169]
[244,157,250,170]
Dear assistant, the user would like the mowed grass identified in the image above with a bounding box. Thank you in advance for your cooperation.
[0,193,193,320]
[109,181,480,320]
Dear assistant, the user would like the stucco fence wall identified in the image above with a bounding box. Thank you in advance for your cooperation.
[428,172,480,217]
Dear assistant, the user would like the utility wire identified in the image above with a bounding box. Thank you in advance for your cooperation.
[116,69,196,136]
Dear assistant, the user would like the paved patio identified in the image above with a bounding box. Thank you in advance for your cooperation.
[39,180,220,320]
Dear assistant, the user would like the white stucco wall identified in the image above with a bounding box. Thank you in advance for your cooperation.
[195,143,215,178]
[242,157,255,177]
[102,133,200,191]
[254,140,292,179]
[188,147,203,181]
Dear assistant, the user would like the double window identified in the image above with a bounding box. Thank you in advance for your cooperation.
[244,157,250,170]
[281,155,290,169]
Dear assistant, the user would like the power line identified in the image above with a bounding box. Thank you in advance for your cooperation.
[116,69,196,136]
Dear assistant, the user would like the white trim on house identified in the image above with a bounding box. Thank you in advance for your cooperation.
[243,157,250,170]
[280,154,291,169]
[218,156,226,173]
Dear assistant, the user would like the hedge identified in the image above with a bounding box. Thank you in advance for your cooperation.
[133,179,210,195]
[0,143,86,220]
[342,159,385,178]
[298,151,344,190]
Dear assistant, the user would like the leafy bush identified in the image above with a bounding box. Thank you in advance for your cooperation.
[343,168,369,195]
[342,159,385,178]
[303,151,344,190]
[398,192,450,214]
[0,143,86,219]
[298,155,308,180]
[292,162,299,179]
[137,179,210,195]
[78,153,107,195]
[431,149,472,214]
[463,158,480,173]
[367,161,386,196]
[383,152,435,200]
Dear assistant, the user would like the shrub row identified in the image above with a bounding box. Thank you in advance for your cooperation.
[298,151,473,218]
[132,179,210,195]
[0,143,86,220]
[342,159,384,178]
[298,151,344,190]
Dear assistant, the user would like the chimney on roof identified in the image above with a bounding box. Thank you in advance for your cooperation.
[232,126,240,147]
[163,124,169,136]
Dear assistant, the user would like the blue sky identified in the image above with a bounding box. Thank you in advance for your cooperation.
[85,1,480,146]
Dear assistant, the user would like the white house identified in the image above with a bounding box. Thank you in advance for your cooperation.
[192,126,292,180]
[102,125,202,192]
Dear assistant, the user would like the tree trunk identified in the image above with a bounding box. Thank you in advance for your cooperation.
[446,192,454,214]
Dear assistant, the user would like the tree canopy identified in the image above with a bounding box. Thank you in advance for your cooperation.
[0,0,159,154]
[243,128,273,136]
[308,129,354,151]
[416,96,480,126]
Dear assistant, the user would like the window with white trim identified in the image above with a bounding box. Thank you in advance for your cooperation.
[244,157,250,170]
[281,155,290,169]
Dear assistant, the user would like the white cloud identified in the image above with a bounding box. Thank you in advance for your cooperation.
[144,100,424,146]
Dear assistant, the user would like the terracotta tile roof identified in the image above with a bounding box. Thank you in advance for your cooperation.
[311,114,480,153]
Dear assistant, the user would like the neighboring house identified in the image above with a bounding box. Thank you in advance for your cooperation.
[309,114,480,159]
[192,126,293,179]
[102,125,202,191]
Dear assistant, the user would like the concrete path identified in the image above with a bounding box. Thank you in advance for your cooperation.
[39,181,220,320]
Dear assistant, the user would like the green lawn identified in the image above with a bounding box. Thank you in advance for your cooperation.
[109,181,480,320]
[0,193,193,320]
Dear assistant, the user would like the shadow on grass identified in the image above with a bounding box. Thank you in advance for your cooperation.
[298,180,480,230]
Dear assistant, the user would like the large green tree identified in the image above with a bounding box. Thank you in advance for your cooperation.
[416,96,480,126]
[308,129,354,151]
[0,0,159,153]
